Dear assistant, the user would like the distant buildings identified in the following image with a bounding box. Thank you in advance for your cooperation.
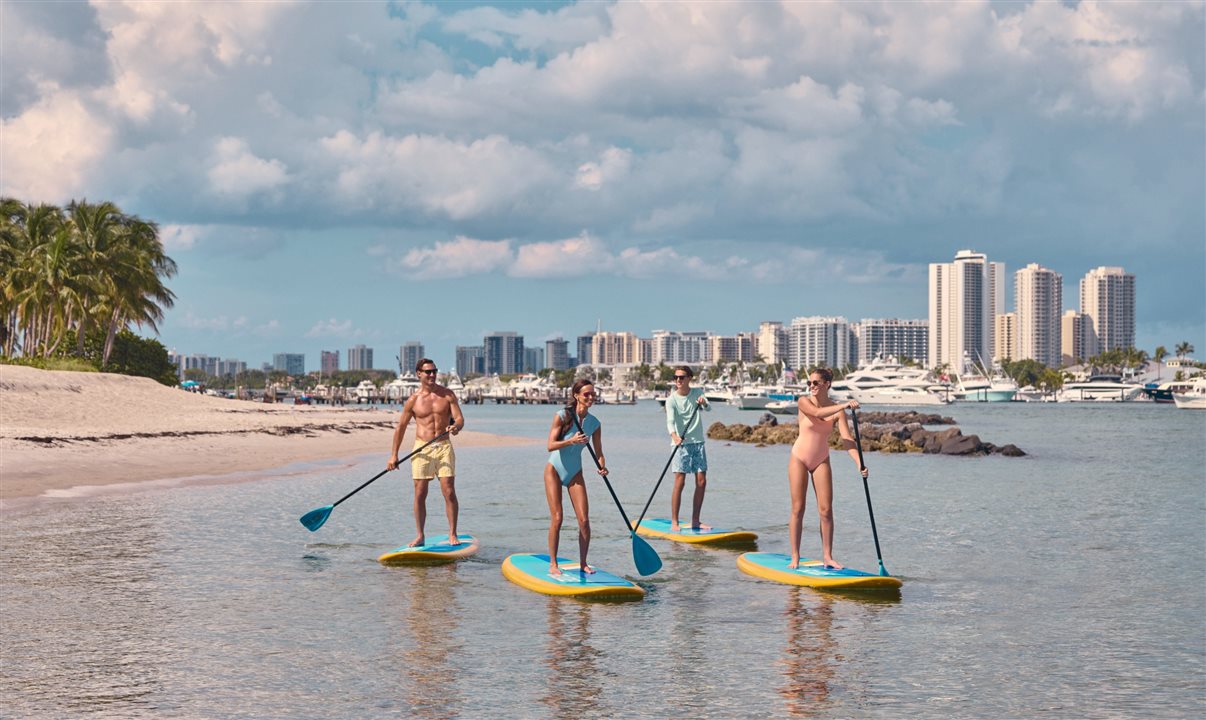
[929,249,1005,372]
[650,330,710,365]
[788,316,854,371]
[1079,266,1135,357]
[854,319,928,367]
[455,345,484,377]
[484,332,524,375]
[321,350,339,375]
[273,352,305,376]
[545,338,570,371]
[576,333,595,366]
[592,331,644,365]
[347,345,373,371]
[710,332,756,363]
[994,312,1017,363]
[399,342,425,373]
[1061,310,1089,366]
[524,347,545,373]
[756,321,789,365]
[1014,263,1063,368]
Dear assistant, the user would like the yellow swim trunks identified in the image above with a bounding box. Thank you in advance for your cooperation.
[411,439,456,480]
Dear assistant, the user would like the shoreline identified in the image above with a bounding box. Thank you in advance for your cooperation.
[0,365,534,504]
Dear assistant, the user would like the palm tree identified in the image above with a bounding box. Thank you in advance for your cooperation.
[1154,346,1169,380]
[1175,341,1195,359]
[98,216,176,365]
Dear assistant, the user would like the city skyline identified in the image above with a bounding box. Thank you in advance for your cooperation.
[6,2,1201,369]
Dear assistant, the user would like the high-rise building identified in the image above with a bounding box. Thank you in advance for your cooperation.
[217,358,246,377]
[710,333,756,363]
[928,249,1005,372]
[545,338,570,371]
[650,330,710,365]
[484,332,524,375]
[1014,263,1063,368]
[1061,310,1089,366]
[576,333,595,366]
[347,345,373,371]
[273,353,305,376]
[756,321,789,364]
[592,331,643,365]
[994,312,1017,363]
[399,342,425,373]
[1079,266,1135,358]
[321,350,340,375]
[788,316,853,371]
[523,347,545,373]
[455,346,484,377]
[854,319,928,367]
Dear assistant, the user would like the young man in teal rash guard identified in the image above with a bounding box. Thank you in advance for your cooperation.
[665,366,711,532]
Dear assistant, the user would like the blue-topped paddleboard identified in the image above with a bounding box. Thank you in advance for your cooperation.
[634,518,758,545]
[378,534,479,565]
[501,553,644,601]
[737,552,901,590]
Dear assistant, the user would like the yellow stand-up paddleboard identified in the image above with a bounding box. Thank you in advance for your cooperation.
[378,534,479,565]
[633,518,757,545]
[737,552,902,591]
[502,554,645,601]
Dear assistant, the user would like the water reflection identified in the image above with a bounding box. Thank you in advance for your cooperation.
[779,589,837,717]
[395,566,464,720]
[540,599,608,718]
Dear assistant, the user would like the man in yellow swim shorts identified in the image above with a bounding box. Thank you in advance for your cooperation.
[387,358,465,547]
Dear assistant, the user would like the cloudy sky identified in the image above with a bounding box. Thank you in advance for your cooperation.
[4,0,1203,370]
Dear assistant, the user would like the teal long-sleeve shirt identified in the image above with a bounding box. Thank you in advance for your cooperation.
[665,388,709,444]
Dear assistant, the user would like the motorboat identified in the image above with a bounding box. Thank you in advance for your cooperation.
[1142,378,1198,403]
[766,399,797,415]
[953,372,1018,402]
[1172,377,1206,409]
[1056,375,1143,402]
[354,379,378,401]
[384,372,421,401]
[831,357,951,406]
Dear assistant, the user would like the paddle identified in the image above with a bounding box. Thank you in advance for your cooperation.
[849,409,889,576]
[298,430,451,532]
[633,400,703,532]
[571,410,662,576]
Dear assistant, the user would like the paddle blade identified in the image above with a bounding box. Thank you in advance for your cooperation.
[631,533,663,576]
[299,505,333,532]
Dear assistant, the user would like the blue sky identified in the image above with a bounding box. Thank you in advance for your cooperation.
[4,1,1203,371]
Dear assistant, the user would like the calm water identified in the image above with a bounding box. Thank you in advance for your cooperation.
[2,402,1203,718]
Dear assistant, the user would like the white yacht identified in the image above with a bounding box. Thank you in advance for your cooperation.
[353,379,378,401]
[1056,375,1143,402]
[832,357,951,406]
[1172,377,1206,409]
[384,372,421,402]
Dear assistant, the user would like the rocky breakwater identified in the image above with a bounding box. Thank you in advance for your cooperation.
[706,411,1025,457]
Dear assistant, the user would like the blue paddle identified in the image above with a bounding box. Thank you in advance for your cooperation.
[298,430,451,532]
[849,409,889,576]
[571,411,662,576]
[633,400,703,532]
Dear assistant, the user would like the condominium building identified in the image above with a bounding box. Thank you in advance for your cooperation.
[1061,310,1089,366]
[788,316,853,371]
[524,347,545,373]
[1079,266,1135,357]
[592,331,644,366]
[756,321,789,365]
[928,249,1005,371]
[273,353,306,376]
[710,333,756,363]
[854,319,928,367]
[994,312,1017,363]
[484,332,524,375]
[216,358,246,377]
[576,333,595,367]
[399,342,425,373]
[321,350,339,375]
[545,338,570,371]
[650,330,710,365]
[455,345,484,377]
[1014,263,1063,368]
[347,345,372,371]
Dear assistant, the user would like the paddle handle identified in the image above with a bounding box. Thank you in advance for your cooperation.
[634,400,702,530]
[571,412,636,531]
[850,409,888,576]
[331,430,450,509]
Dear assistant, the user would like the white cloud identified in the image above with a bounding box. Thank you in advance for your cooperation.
[575,147,632,191]
[510,232,613,277]
[392,236,515,278]
[0,87,113,202]
[207,137,289,196]
[305,318,356,338]
[160,224,203,250]
[178,311,231,331]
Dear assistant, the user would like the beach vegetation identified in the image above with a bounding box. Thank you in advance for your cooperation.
[0,355,98,373]
[1,197,177,368]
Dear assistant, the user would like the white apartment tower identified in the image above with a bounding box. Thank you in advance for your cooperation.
[592,331,644,366]
[854,319,928,367]
[1079,266,1135,357]
[1014,263,1063,368]
[1061,310,1089,366]
[994,312,1017,363]
[929,250,1005,372]
[788,316,853,371]
[650,331,710,365]
[756,322,789,364]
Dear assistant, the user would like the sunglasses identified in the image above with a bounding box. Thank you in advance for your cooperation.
[807,380,824,386]
[420,369,438,375]
[674,375,689,381]
[580,391,597,398]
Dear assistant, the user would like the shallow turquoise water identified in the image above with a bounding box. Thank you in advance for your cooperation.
[2,402,1203,718]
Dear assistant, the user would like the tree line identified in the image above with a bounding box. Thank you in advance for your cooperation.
[1,198,178,381]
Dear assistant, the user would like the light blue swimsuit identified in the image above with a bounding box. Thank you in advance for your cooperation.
[548,410,600,486]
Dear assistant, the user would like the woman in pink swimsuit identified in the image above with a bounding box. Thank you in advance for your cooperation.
[788,367,868,569]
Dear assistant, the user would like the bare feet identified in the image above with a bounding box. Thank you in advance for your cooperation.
[579,564,596,575]
[690,521,712,532]
[670,521,681,533]
[447,533,461,546]
[787,556,801,569]
[823,558,845,570]
[549,562,562,576]
[407,536,425,548]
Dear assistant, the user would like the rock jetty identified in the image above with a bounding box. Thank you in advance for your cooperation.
[706,411,1024,457]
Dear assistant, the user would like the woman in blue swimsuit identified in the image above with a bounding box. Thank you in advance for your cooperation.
[544,379,608,576]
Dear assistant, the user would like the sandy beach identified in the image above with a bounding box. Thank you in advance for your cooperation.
[0,365,532,501]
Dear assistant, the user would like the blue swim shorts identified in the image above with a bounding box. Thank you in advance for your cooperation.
[671,442,707,473]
